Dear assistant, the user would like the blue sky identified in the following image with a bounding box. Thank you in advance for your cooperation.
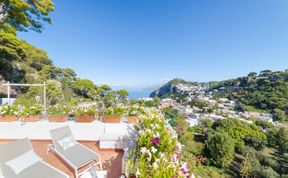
[19,0,288,89]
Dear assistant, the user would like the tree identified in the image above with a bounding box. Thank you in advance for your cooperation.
[46,80,62,105]
[0,0,54,32]
[240,154,251,178]
[266,128,279,148]
[61,68,76,79]
[259,166,279,178]
[73,79,96,99]
[201,118,213,128]
[247,72,257,78]
[206,132,235,168]
[103,91,117,108]
[101,84,112,92]
[38,65,57,81]
[273,108,286,121]
[278,127,288,152]
[259,70,272,77]
[117,89,128,103]
[244,135,266,151]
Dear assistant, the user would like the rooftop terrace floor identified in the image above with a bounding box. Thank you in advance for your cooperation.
[0,140,123,178]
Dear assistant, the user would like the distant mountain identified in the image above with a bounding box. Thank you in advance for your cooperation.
[149,78,204,98]
[149,78,184,98]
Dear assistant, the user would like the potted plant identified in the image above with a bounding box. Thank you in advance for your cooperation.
[0,105,18,122]
[127,106,144,123]
[21,105,42,122]
[74,106,96,123]
[103,106,126,123]
[48,104,69,122]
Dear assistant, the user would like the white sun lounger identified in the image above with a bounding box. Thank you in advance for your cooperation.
[0,138,69,178]
[48,126,102,178]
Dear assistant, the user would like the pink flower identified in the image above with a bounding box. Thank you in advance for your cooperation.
[151,136,159,145]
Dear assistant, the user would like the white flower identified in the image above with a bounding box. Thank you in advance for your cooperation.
[140,147,148,154]
[155,132,160,138]
[135,169,140,177]
[151,146,157,153]
[138,130,144,135]
[159,152,165,158]
[147,151,152,161]
[152,161,158,169]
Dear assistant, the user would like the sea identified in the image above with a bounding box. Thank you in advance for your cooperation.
[128,90,151,100]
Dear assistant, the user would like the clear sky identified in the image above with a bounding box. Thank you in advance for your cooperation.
[18,0,288,89]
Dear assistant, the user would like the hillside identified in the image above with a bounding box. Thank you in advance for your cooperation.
[150,78,205,98]
[212,70,288,121]
[0,31,117,105]
[151,70,288,121]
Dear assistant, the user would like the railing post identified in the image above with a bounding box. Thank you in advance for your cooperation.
[7,81,10,105]
[43,82,47,119]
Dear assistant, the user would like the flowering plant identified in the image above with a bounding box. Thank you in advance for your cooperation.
[74,106,97,117]
[104,106,126,117]
[128,106,145,116]
[126,108,190,177]
[0,105,16,115]
[48,104,71,116]
[20,105,43,116]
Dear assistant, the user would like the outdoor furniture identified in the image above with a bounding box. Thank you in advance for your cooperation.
[48,126,102,178]
[81,166,107,178]
[0,138,69,178]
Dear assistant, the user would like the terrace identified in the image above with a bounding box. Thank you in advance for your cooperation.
[0,120,137,178]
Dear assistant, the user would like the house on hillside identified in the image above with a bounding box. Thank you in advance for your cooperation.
[160,98,175,109]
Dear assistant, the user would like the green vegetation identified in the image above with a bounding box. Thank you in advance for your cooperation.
[127,108,189,177]
[0,0,54,33]
[212,70,288,121]
[130,97,160,108]
[164,107,288,178]
[206,132,235,168]
[104,106,126,117]
[0,8,127,109]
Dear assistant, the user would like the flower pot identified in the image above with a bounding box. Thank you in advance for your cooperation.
[103,116,121,123]
[0,115,18,122]
[75,116,95,123]
[49,116,68,122]
[128,116,138,124]
[23,115,41,122]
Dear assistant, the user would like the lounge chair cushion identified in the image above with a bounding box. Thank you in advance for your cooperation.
[57,135,77,150]
[2,161,68,178]
[4,150,41,175]
[61,144,98,168]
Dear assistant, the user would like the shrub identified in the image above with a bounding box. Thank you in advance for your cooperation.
[255,120,273,129]
[213,118,267,147]
[74,106,97,117]
[267,128,280,148]
[206,132,235,168]
[201,118,213,128]
[104,106,126,116]
[244,135,267,151]
[48,104,71,116]
[259,166,280,178]
[127,108,189,177]
[261,157,280,172]
[128,106,145,116]
[0,105,17,115]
